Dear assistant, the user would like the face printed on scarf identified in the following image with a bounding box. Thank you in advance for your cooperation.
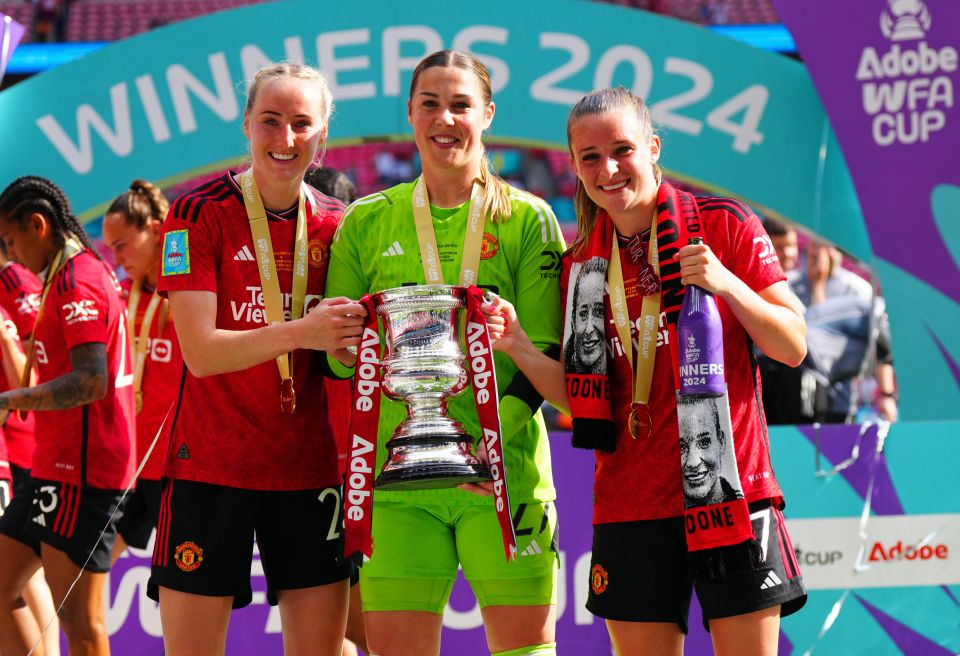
[573,267,606,372]
[679,400,725,506]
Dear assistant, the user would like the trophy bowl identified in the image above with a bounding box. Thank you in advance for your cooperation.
[372,285,492,491]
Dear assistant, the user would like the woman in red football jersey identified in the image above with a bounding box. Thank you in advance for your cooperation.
[102,179,183,563]
[489,87,808,656]
[0,175,136,656]
[151,63,366,656]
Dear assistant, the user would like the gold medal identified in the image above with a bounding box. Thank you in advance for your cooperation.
[628,404,651,440]
[280,378,296,414]
[136,390,144,415]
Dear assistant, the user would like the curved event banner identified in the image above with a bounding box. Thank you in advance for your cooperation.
[0,5,952,407]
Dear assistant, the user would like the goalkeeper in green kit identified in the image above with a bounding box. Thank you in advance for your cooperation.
[325,50,565,656]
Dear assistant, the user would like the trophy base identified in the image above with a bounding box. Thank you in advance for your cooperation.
[374,462,491,491]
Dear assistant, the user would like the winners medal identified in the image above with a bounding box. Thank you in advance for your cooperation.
[239,169,310,416]
[280,378,296,414]
[628,403,652,440]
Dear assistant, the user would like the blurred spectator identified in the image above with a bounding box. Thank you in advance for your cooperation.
[33,0,60,42]
[758,219,898,424]
[374,150,412,186]
[304,166,357,205]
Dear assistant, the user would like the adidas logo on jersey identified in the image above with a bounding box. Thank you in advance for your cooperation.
[520,541,543,557]
[32,513,47,527]
[234,245,255,262]
[760,571,783,590]
[177,443,190,459]
[381,241,404,257]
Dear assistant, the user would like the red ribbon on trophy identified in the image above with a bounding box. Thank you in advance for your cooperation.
[466,286,517,561]
[343,294,380,561]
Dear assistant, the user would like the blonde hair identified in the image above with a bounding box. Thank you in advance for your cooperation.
[107,179,169,228]
[567,86,662,255]
[409,50,512,223]
[245,62,333,125]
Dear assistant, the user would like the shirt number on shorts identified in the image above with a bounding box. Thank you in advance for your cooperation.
[750,507,772,563]
[318,487,341,542]
[0,480,10,516]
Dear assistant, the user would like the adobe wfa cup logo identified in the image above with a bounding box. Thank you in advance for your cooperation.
[880,0,931,42]
[855,0,955,147]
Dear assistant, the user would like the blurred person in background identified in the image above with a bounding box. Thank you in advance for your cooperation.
[101,179,183,563]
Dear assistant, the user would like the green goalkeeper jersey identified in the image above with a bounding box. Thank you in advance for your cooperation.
[326,179,565,505]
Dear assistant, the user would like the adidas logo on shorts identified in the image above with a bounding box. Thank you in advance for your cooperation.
[234,245,255,261]
[760,571,783,590]
[381,241,404,257]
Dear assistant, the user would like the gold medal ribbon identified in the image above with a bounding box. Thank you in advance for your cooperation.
[411,175,486,286]
[239,170,309,414]
[607,214,660,436]
[127,279,165,415]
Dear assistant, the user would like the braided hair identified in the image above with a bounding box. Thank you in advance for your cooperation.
[0,176,100,258]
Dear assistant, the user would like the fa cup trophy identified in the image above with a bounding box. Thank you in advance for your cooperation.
[372,285,492,490]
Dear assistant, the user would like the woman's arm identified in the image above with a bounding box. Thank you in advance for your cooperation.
[0,342,107,411]
[170,290,366,378]
[485,297,569,414]
[678,243,807,367]
[0,320,31,390]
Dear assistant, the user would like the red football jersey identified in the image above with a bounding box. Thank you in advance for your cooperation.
[121,279,183,481]
[31,252,136,490]
[565,198,787,524]
[0,261,42,339]
[0,305,34,470]
[158,174,343,491]
[0,263,41,469]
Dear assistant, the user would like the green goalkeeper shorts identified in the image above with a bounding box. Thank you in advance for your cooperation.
[360,499,559,613]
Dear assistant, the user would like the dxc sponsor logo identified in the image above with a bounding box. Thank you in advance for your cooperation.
[16,293,40,315]
[63,299,98,324]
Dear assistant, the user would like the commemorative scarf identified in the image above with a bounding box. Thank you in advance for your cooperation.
[563,183,758,577]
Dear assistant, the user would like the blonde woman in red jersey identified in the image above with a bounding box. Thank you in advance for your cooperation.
[151,63,366,656]
[102,179,184,562]
[0,176,135,656]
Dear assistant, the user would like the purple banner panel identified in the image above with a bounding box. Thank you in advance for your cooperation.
[0,12,26,81]
[773,0,960,302]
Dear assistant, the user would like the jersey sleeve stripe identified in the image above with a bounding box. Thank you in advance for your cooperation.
[511,191,562,244]
[697,197,752,223]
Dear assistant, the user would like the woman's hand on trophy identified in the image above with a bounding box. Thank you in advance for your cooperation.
[481,294,532,359]
[458,481,495,496]
[299,297,367,351]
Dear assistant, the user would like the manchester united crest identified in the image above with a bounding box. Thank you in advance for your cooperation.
[480,232,499,260]
[309,239,327,269]
[590,563,609,595]
[174,541,204,572]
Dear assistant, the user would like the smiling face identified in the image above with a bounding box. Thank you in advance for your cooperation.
[569,108,661,229]
[408,65,494,177]
[243,76,328,191]
[102,211,161,283]
[679,401,724,505]
[573,267,606,371]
